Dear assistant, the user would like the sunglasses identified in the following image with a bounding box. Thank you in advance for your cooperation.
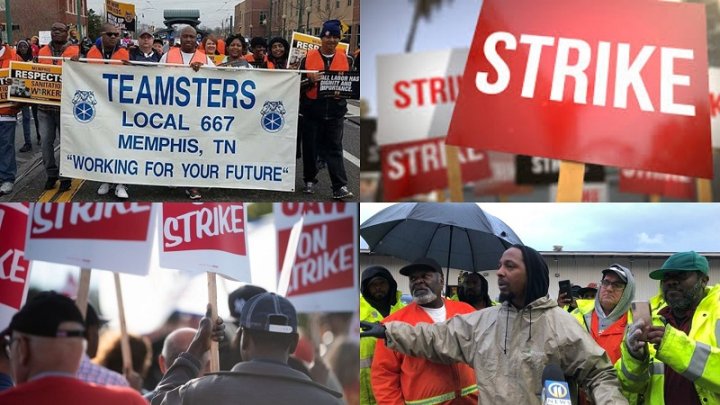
[103,32,120,37]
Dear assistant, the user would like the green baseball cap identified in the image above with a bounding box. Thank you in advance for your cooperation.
[649,251,709,280]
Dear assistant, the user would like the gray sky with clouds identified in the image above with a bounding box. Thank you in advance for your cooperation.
[87,0,237,32]
[360,203,720,253]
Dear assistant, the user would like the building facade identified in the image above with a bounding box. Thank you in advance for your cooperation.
[361,250,720,303]
[234,0,359,52]
[1,0,88,44]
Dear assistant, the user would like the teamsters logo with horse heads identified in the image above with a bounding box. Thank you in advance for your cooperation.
[72,90,98,123]
[260,101,286,133]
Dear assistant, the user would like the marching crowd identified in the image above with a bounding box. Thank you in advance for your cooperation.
[360,248,720,405]
[0,19,358,200]
[0,285,359,404]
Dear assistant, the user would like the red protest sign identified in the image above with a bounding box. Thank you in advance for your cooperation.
[28,203,153,240]
[162,204,246,255]
[0,204,31,315]
[447,0,712,178]
[159,203,250,281]
[381,137,491,200]
[619,169,695,200]
[25,203,155,275]
[275,203,357,312]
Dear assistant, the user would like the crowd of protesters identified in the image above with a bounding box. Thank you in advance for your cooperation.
[0,20,358,200]
[0,286,359,404]
[361,249,720,405]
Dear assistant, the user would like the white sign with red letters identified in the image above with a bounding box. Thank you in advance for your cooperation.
[159,203,251,281]
[24,203,156,275]
[377,49,468,146]
[274,203,357,312]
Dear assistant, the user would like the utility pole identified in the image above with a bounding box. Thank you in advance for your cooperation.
[4,0,12,44]
[297,0,303,32]
[76,0,83,38]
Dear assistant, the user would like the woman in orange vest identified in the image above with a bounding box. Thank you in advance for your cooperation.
[245,37,275,69]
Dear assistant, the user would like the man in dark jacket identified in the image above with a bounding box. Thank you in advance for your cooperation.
[129,29,161,63]
[150,293,343,404]
[299,19,355,199]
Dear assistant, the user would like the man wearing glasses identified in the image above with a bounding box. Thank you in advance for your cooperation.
[0,291,146,404]
[620,251,720,405]
[85,23,131,200]
[568,264,637,405]
[37,23,80,193]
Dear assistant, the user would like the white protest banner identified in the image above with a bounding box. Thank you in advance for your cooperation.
[377,48,468,146]
[159,203,251,281]
[60,62,299,191]
[287,31,350,70]
[0,204,31,330]
[24,203,156,275]
[38,31,51,46]
[274,203,357,312]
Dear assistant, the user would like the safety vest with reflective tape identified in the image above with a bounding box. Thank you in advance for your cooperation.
[617,285,720,404]
[304,48,348,100]
[165,47,208,65]
[360,292,404,405]
[37,43,79,66]
[86,46,129,63]
[571,299,639,405]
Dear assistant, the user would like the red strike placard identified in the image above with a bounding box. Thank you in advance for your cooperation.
[447,0,712,178]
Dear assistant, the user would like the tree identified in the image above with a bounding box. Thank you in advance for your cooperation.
[405,0,453,52]
[87,9,103,40]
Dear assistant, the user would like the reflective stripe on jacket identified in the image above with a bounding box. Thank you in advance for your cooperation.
[360,292,404,405]
[372,299,478,405]
[617,285,720,404]
[304,48,348,100]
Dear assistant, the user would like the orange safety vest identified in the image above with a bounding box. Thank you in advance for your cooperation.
[244,53,275,69]
[372,300,479,405]
[0,45,19,68]
[165,47,208,65]
[86,46,129,63]
[304,48,349,99]
[37,43,80,66]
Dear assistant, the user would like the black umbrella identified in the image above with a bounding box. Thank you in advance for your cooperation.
[360,203,522,285]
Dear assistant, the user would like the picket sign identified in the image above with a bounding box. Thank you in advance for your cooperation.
[556,161,585,202]
[114,273,134,377]
[207,273,219,372]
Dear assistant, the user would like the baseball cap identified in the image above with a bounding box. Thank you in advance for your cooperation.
[138,28,153,38]
[578,282,598,296]
[239,293,297,334]
[399,257,443,276]
[228,285,268,319]
[602,264,629,283]
[85,303,109,327]
[649,251,709,280]
[8,291,85,338]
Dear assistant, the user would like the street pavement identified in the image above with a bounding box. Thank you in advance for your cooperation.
[1,102,360,202]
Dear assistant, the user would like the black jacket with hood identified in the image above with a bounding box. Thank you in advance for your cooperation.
[361,266,399,317]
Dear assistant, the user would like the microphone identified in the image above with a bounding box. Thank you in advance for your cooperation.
[541,364,571,405]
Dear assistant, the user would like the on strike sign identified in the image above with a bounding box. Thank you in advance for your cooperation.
[447,0,712,179]
[159,203,250,281]
[1,204,31,329]
[275,203,357,312]
[25,203,155,275]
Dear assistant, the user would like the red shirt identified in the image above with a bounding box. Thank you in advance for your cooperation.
[0,375,147,405]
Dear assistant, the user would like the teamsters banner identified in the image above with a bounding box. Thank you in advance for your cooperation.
[60,62,299,191]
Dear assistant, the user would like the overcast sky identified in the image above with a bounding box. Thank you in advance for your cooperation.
[87,0,237,31]
[360,203,720,253]
[362,0,483,117]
